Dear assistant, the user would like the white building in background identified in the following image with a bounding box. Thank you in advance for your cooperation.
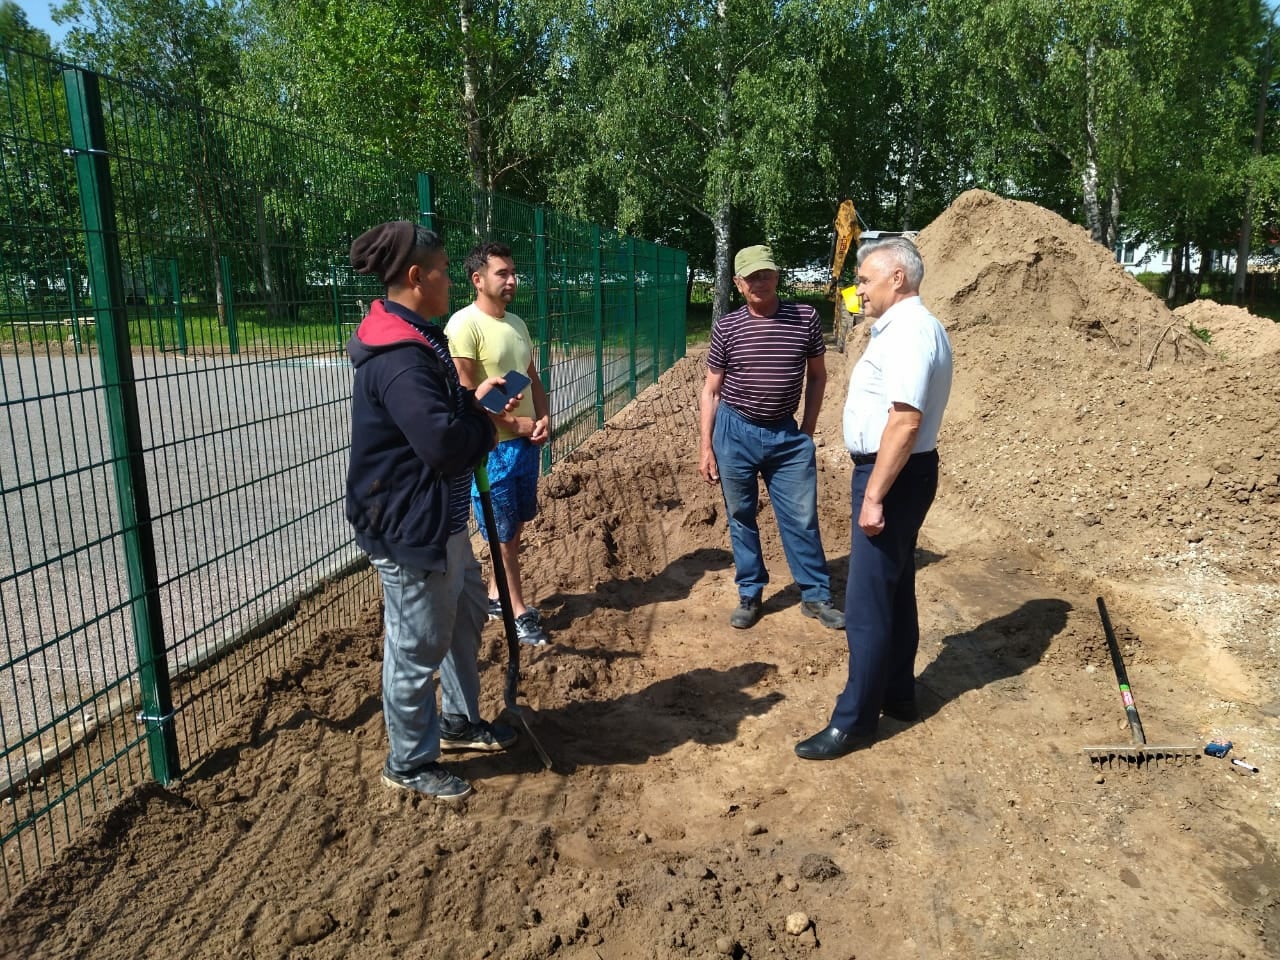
[1114,239,1236,276]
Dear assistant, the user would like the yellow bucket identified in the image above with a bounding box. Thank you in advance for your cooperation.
[840,286,861,314]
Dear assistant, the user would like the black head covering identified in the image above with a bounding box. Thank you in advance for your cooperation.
[350,221,419,285]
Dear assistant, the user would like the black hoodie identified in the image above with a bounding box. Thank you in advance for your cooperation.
[345,299,495,571]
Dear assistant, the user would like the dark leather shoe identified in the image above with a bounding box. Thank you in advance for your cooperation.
[881,699,919,722]
[794,726,875,761]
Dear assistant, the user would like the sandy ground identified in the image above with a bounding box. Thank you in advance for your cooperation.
[2,190,1278,960]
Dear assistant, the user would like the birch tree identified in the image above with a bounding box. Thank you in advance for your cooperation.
[519,0,830,319]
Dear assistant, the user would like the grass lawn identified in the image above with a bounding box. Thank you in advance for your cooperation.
[685,285,838,347]
[2,301,359,354]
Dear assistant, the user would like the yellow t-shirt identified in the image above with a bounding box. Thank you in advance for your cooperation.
[445,302,536,441]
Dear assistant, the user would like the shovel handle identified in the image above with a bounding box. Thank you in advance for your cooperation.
[475,463,519,704]
[1097,597,1146,747]
[476,462,554,771]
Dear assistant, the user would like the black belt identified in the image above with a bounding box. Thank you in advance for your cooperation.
[850,449,937,467]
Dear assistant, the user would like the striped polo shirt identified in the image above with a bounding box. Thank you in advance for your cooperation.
[707,300,825,423]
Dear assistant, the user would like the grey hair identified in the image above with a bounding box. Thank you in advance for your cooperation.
[856,236,924,289]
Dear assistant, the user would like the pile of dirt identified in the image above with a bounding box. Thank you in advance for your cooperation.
[916,189,1207,367]
[2,190,1277,960]
[1175,298,1280,360]
[901,190,1280,579]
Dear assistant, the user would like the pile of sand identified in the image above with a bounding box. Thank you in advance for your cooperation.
[1174,298,1280,360]
[917,190,1207,368]
[896,191,1280,577]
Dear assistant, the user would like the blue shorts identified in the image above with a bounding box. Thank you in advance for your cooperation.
[472,438,540,544]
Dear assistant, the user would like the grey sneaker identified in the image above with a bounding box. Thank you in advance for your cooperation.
[515,611,549,647]
[440,714,518,752]
[729,597,762,629]
[801,600,845,630]
[381,762,472,802]
[488,599,540,622]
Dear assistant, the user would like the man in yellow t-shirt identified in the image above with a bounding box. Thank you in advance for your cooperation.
[445,242,552,646]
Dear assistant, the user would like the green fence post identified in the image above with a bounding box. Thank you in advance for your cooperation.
[559,253,570,355]
[626,236,637,400]
[533,206,553,472]
[219,255,237,355]
[660,244,670,371]
[169,257,187,355]
[649,244,660,385]
[63,65,179,785]
[147,256,165,352]
[417,173,436,233]
[660,246,675,372]
[65,261,82,353]
[677,250,688,361]
[592,225,605,430]
[330,263,343,346]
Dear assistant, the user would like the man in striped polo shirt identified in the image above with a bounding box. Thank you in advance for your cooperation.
[698,244,843,631]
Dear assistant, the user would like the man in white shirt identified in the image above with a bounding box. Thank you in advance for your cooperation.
[796,237,953,760]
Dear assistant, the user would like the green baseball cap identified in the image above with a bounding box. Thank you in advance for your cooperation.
[734,244,779,277]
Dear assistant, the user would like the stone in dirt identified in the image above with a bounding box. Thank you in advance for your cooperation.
[799,854,842,881]
[785,912,811,936]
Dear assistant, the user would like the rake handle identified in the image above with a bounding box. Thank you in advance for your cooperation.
[1096,597,1147,746]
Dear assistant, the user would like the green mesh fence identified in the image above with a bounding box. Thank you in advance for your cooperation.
[0,46,687,898]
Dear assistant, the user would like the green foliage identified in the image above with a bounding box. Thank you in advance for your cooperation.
[1133,272,1166,296]
[6,0,1280,319]
[0,36,81,315]
[1187,321,1212,344]
[54,0,247,97]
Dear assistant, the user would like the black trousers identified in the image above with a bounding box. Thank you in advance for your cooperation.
[830,450,939,733]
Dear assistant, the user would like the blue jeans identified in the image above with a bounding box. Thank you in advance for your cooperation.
[371,531,485,775]
[713,402,832,605]
[830,451,938,733]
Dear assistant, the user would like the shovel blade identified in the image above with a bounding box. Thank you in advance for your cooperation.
[504,698,554,771]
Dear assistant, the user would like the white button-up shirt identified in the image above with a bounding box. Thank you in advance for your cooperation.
[843,296,953,456]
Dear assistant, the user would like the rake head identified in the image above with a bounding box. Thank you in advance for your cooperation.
[1083,744,1202,768]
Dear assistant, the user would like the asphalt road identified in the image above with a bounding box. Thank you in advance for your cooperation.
[0,342,633,761]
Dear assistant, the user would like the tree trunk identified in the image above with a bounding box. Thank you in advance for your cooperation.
[1194,242,1212,300]
[1236,26,1273,303]
[459,0,489,234]
[902,109,922,231]
[1166,235,1182,302]
[1081,42,1104,242]
[256,193,281,318]
[712,183,733,322]
[193,107,226,326]
[711,0,734,322]
[1104,172,1120,252]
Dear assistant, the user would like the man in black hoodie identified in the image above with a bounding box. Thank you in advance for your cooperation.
[346,221,521,803]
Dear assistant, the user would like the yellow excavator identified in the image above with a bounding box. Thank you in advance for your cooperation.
[826,198,862,352]
[825,197,917,351]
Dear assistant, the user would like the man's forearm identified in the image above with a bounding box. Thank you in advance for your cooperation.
[800,375,825,435]
[865,414,919,504]
[530,370,550,421]
[699,387,719,452]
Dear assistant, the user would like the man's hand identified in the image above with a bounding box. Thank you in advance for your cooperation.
[474,376,521,415]
[699,447,720,485]
[530,415,551,446]
[858,497,885,536]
